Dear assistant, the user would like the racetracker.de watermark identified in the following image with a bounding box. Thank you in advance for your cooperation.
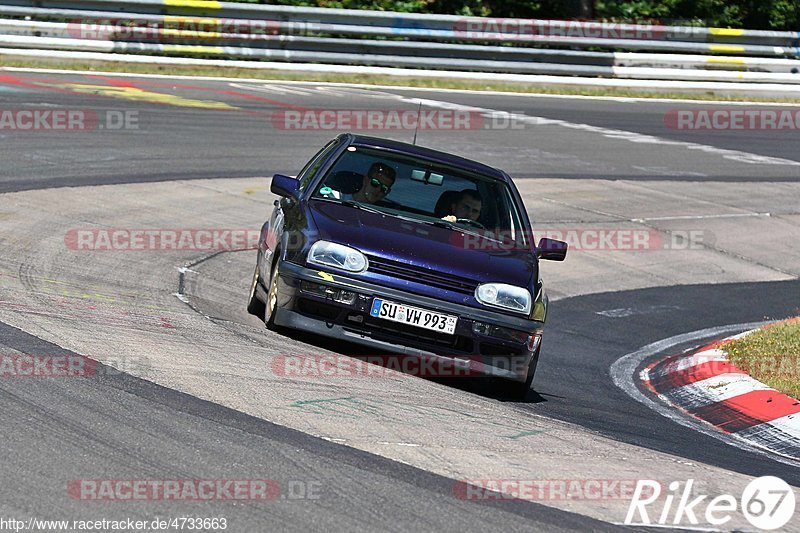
[665,109,800,131]
[67,479,321,501]
[66,18,319,40]
[270,354,533,378]
[451,18,704,40]
[453,479,651,501]
[271,109,525,131]
[0,354,96,377]
[0,109,138,131]
[0,353,146,377]
[64,229,260,251]
[450,229,710,252]
[64,228,710,253]
[663,352,800,380]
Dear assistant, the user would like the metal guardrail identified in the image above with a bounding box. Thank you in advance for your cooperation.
[3,0,798,44]
[0,0,798,85]
[1,1,799,52]
[3,19,800,76]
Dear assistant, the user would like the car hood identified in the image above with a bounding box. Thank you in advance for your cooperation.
[308,200,535,288]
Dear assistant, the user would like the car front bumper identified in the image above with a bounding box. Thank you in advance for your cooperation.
[270,261,545,383]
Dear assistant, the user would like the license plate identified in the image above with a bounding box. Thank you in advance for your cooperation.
[369,298,458,335]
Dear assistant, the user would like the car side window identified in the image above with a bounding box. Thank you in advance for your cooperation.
[297,139,341,191]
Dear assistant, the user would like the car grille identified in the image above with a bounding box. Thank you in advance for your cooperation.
[367,256,478,295]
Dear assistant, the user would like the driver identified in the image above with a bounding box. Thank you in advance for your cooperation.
[351,162,396,204]
[442,189,482,222]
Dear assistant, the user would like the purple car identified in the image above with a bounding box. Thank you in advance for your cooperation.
[248,134,566,398]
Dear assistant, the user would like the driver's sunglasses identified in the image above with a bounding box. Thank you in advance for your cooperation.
[369,177,391,195]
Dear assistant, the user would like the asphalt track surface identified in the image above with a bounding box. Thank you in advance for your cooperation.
[1,69,799,531]
[1,70,799,193]
[0,321,613,532]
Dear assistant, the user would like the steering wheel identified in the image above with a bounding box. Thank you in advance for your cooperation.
[455,218,485,230]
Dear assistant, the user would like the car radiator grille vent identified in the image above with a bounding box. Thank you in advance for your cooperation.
[367,257,478,294]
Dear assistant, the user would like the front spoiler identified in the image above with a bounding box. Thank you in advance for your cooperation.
[270,261,545,383]
[275,308,523,381]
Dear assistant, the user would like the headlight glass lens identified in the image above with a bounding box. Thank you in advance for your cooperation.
[475,283,532,314]
[307,241,368,273]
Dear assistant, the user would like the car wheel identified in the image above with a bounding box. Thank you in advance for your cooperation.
[264,259,281,331]
[246,255,266,317]
[505,347,540,400]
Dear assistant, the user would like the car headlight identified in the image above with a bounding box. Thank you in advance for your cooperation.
[475,283,532,314]
[307,241,368,273]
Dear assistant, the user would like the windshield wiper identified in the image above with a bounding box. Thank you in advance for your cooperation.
[340,200,385,215]
[314,196,385,215]
[414,217,499,242]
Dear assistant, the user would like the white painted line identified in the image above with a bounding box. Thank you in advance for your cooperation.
[610,321,800,468]
[255,85,316,96]
[631,213,771,222]
[229,81,401,101]
[394,96,800,166]
[726,329,757,341]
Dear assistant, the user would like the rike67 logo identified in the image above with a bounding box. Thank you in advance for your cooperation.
[625,477,795,530]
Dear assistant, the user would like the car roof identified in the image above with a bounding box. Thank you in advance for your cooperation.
[347,134,508,182]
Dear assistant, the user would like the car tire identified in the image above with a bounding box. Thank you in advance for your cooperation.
[264,258,281,331]
[505,346,540,401]
[246,255,266,317]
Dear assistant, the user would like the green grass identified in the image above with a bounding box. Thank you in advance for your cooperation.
[724,318,800,400]
[3,56,800,103]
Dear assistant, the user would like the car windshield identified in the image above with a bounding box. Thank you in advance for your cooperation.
[311,146,529,247]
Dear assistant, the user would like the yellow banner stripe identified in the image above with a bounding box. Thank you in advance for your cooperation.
[163,45,224,54]
[164,15,222,25]
[164,0,221,9]
[709,44,745,53]
[706,57,746,64]
[709,28,745,37]
[162,29,224,38]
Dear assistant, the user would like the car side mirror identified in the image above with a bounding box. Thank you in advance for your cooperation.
[271,174,300,198]
[537,238,567,261]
